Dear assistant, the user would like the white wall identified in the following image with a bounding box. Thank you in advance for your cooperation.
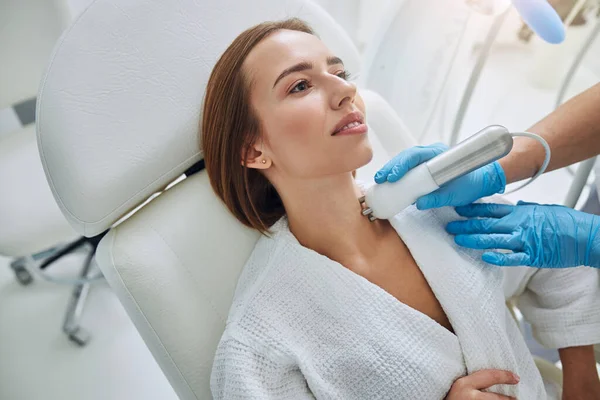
[313,0,394,51]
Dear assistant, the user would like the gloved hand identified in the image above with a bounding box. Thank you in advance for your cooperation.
[374,143,507,210]
[446,201,600,268]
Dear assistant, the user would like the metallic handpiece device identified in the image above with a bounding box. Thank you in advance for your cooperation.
[360,125,514,221]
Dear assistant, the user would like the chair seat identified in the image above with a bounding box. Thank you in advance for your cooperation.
[0,125,77,257]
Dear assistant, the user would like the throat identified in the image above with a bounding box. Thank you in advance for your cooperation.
[286,182,387,262]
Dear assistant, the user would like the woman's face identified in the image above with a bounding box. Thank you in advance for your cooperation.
[243,29,373,180]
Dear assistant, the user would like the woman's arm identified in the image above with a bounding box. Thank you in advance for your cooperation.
[499,83,600,184]
[211,335,314,399]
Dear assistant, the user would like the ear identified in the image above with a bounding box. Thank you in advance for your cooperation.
[241,144,272,170]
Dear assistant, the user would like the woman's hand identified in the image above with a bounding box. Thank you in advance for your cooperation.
[445,369,519,400]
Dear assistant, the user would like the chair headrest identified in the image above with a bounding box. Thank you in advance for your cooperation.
[37,0,360,237]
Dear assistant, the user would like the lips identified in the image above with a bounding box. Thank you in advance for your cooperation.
[332,111,365,135]
[338,121,362,131]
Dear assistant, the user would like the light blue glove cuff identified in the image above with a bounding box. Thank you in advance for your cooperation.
[485,161,507,196]
[585,214,600,268]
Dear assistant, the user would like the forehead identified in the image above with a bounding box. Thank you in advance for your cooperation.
[243,29,330,84]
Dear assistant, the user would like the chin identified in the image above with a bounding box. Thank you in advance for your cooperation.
[351,144,374,171]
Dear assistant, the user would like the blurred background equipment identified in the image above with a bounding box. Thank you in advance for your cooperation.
[0,0,106,347]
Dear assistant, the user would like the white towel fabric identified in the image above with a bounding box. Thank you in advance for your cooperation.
[211,205,600,399]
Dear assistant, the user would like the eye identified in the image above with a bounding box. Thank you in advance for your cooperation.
[290,80,310,93]
[336,70,352,81]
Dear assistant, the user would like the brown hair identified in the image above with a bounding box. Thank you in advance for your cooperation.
[201,18,315,234]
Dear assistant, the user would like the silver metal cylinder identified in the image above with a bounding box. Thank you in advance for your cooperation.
[427,125,513,186]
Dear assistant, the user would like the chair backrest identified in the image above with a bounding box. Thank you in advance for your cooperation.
[37,0,408,398]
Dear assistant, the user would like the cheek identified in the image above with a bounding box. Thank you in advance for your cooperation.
[278,100,325,141]
[354,94,366,116]
[266,98,327,156]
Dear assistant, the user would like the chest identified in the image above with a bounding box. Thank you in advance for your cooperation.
[349,235,454,333]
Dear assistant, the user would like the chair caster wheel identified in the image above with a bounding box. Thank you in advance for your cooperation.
[67,328,90,347]
[10,261,33,285]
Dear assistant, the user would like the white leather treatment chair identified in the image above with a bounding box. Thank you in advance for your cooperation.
[36,0,563,397]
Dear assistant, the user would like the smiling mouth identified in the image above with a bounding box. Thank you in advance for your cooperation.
[332,111,366,136]
[332,122,368,137]
[336,121,362,133]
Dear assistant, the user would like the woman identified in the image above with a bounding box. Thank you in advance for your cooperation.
[202,19,600,399]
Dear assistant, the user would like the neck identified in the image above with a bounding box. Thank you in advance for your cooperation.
[274,173,391,264]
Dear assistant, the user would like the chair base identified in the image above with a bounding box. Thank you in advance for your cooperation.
[10,258,34,285]
[62,245,96,347]
[7,232,107,346]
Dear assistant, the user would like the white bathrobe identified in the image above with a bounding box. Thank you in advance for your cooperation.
[211,205,600,399]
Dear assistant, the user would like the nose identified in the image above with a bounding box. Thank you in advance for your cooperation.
[330,76,356,110]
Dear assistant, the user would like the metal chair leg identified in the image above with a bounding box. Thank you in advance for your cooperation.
[62,249,95,346]
[8,245,67,286]
[40,237,89,270]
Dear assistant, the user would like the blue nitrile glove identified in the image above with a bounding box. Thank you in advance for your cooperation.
[374,143,507,210]
[446,201,600,268]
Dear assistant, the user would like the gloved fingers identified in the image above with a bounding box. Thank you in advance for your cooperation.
[516,200,566,211]
[446,218,512,235]
[455,203,514,219]
[416,187,454,210]
[515,200,541,206]
[481,251,531,267]
[374,143,448,184]
[454,234,521,251]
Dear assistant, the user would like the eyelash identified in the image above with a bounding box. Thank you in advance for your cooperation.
[289,70,353,94]
[337,70,352,81]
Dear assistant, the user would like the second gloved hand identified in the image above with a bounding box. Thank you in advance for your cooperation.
[446,201,600,268]
[374,143,507,209]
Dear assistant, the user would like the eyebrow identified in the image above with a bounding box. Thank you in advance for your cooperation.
[272,56,344,88]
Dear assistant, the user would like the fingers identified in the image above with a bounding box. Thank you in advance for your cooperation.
[446,218,511,235]
[447,370,519,400]
[374,143,448,184]
[516,200,540,206]
[455,203,514,219]
[416,191,447,210]
[454,234,521,251]
[465,369,520,390]
[482,252,531,267]
[478,393,517,400]
[416,185,461,210]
